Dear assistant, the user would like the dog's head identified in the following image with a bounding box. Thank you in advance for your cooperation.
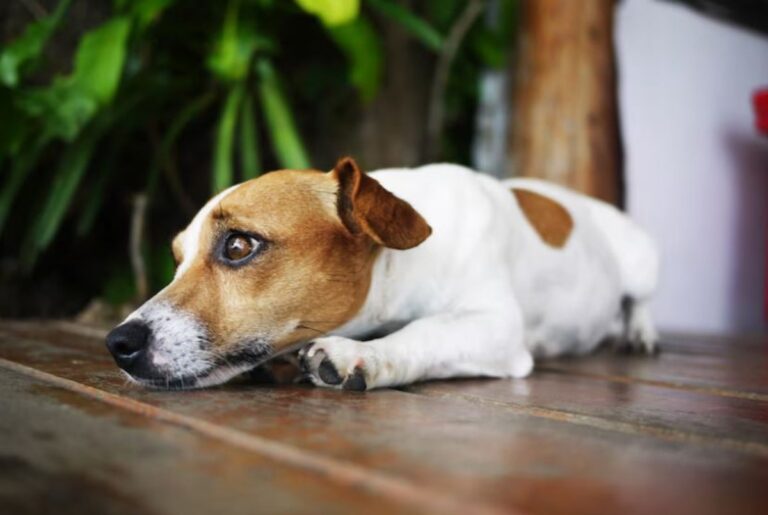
[105,157,431,389]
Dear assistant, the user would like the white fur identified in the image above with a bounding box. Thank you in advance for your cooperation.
[176,184,240,278]
[140,302,212,376]
[305,164,659,389]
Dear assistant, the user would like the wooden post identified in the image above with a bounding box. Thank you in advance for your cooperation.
[508,0,622,205]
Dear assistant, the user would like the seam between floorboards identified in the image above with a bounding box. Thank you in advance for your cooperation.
[538,365,768,402]
[405,389,768,458]
[0,357,513,515]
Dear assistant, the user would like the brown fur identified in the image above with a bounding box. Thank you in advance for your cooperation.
[512,188,573,248]
[333,157,432,249]
[156,158,430,354]
[171,235,183,266]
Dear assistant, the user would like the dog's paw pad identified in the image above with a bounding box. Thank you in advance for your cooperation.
[341,366,367,391]
[318,355,343,385]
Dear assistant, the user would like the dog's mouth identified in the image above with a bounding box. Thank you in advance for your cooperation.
[123,344,273,391]
[124,362,254,390]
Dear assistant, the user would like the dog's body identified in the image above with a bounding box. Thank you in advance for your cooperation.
[106,159,659,391]
[304,164,659,389]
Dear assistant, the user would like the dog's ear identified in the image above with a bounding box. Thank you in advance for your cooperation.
[331,157,432,250]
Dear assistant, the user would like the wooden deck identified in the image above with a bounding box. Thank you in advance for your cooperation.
[0,321,766,514]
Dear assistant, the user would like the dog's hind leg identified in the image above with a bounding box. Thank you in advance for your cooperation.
[625,298,659,353]
[585,198,660,355]
[612,296,659,354]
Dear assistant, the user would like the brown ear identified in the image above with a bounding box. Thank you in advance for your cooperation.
[331,157,432,250]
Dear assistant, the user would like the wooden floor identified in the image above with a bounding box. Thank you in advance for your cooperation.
[0,321,766,515]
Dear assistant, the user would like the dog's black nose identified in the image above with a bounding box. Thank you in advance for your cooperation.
[106,320,150,370]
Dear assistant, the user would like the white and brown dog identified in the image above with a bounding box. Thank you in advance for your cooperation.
[105,157,659,391]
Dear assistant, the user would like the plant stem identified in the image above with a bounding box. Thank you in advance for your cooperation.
[130,193,149,301]
[425,0,485,161]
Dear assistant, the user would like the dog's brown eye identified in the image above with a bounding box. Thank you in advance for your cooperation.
[224,234,255,261]
[218,231,265,267]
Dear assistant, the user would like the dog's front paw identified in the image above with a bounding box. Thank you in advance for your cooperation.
[299,337,372,391]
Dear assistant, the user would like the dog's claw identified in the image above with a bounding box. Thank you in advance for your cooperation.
[308,349,326,373]
[298,347,312,374]
[342,366,367,391]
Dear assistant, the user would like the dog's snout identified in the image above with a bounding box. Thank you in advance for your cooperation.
[106,320,150,370]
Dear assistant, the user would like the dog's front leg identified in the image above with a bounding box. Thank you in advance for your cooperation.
[299,310,533,391]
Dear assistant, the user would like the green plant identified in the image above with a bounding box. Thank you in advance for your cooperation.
[1,0,372,268]
[0,0,513,308]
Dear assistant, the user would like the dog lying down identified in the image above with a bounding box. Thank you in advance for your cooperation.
[105,157,659,391]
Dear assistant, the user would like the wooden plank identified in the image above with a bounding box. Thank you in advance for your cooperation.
[0,366,410,515]
[540,345,768,399]
[405,371,768,454]
[660,332,767,356]
[1,322,767,515]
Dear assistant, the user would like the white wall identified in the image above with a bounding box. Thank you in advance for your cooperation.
[616,0,768,334]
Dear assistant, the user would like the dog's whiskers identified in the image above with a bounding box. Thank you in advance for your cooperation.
[297,323,327,335]
[302,319,346,326]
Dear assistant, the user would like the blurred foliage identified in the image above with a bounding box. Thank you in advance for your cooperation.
[0,0,516,311]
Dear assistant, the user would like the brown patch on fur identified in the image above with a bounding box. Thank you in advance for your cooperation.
[333,157,432,250]
[155,159,429,356]
[512,188,574,248]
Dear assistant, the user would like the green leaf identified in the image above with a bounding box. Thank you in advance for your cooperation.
[207,0,262,82]
[0,0,71,87]
[239,91,261,180]
[72,17,132,104]
[147,91,215,196]
[75,162,117,237]
[424,0,463,32]
[212,82,245,193]
[0,135,49,235]
[327,16,382,102]
[17,85,98,141]
[76,132,129,236]
[366,0,443,51]
[21,126,101,267]
[295,0,360,27]
[256,60,310,169]
[0,87,30,157]
[118,0,176,29]
[15,16,132,141]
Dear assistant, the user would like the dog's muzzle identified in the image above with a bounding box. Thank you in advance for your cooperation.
[105,303,273,389]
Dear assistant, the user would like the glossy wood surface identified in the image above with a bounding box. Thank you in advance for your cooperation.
[1,321,766,514]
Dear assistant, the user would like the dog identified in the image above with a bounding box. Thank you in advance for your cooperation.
[105,157,659,391]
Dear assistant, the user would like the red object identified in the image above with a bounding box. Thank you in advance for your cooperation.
[753,89,768,135]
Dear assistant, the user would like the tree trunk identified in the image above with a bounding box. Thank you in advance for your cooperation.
[508,0,622,205]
